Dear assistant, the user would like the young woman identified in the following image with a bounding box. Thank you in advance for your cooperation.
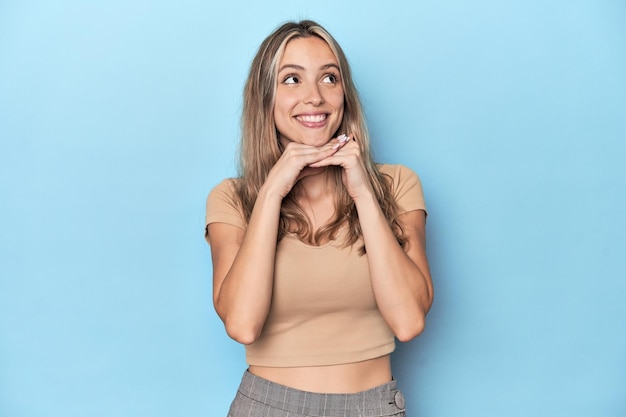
[205,20,433,417]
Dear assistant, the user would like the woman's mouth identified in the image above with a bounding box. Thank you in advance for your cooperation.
[295,113,328,127]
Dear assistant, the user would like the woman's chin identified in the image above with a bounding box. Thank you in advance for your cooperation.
[281,132,334,147]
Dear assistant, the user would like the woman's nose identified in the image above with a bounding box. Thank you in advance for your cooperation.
[303,83,324,106]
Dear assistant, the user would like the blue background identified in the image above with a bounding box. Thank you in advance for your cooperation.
[1,1,625,416]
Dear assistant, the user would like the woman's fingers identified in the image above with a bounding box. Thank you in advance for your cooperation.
[307,136,374,199]
[281,135,352,169]
[307,135,359,168]
[264,137,348,198]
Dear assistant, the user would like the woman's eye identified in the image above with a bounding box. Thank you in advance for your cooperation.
[283,75,299,84]
[322,74,338,84]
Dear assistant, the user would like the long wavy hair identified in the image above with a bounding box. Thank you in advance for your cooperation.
[236,20,406,253]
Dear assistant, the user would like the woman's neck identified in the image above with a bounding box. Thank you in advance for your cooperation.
[297,170,335,232]
[298,171,329,201]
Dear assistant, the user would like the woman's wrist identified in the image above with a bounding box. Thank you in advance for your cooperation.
[257,182,286,207]
[351,186,378,209]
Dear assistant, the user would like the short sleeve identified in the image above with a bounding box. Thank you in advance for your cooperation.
[205,178,246,235]
[379,164,427,216]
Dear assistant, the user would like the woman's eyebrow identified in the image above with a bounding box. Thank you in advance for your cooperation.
[278,63,340,72]
[320,63,340,71]
[278,64,305,72]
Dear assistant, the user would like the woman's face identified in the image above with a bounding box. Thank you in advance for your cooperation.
[274,36,345,148]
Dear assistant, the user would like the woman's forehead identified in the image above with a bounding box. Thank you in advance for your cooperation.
[279,37,338,68]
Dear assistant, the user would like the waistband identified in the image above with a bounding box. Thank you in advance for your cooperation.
[236,370,406,416]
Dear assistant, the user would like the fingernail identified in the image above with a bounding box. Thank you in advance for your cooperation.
[337,134,349,143]
[332,143,340,149]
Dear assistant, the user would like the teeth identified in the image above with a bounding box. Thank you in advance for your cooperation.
[297,114,326,122]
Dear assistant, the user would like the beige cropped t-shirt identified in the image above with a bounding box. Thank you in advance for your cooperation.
[205,164,426,367]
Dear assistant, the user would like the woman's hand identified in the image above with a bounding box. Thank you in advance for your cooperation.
[307,134,373,201]
[265,136,350,199]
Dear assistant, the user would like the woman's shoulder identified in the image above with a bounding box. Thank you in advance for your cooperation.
[376,163,426,213]
[376,163,421,183]
[206,177,242,212]
[209,177,240,194]
[205,177,245,230]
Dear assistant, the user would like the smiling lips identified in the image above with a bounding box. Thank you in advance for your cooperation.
[295,113,328,127]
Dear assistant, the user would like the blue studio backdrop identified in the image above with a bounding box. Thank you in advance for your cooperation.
[1,1,625,416]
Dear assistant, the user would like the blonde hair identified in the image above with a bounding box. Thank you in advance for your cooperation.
[236,20,405,252]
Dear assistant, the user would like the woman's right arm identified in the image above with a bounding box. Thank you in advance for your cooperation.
[208,187,282,345]
[207,139,345,344]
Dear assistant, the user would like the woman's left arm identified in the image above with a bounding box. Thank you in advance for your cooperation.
[356,198,433,342]
[309,138,433,341]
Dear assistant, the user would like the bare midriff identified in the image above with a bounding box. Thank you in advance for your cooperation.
[248,354,392,393]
